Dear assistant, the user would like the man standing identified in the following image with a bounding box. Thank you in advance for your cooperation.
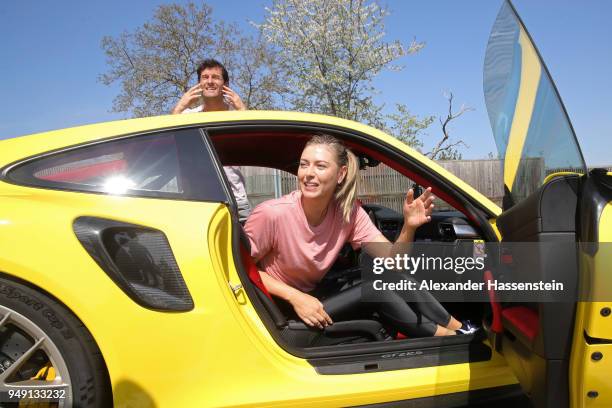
[172,59,251,221]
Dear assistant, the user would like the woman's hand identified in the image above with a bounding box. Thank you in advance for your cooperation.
[288,290,333,329]
[403,187,435,229]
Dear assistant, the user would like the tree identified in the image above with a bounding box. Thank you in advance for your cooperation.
[258,0,470,158]
[383,93,471,160]
[99,2,283,117]
[425,92,471,160]
[229,33,290,110]
[259,0,423,125]
[384,104,434,150]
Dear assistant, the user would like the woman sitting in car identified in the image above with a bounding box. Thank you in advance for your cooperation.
[244,134,475,337]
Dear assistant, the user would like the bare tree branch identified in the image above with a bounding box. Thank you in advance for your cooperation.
[425,92,473,160]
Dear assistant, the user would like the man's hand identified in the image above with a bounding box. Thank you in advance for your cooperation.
[288,290,333,329]
[402,187,435,229]
[223,86,246,110]
[171,84,202,114]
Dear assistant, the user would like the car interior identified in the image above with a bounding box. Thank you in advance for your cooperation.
[207,125,500,372]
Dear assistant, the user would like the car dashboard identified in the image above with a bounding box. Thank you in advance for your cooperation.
[361,204,481,242]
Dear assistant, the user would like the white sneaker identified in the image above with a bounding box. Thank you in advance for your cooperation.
[456,320,479,335]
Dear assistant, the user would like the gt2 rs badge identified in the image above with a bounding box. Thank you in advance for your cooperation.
[381,350,424,359]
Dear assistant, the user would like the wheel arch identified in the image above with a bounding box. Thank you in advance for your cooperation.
[0,269,113,397]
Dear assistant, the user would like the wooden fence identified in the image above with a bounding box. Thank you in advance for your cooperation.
[240,161,610,213]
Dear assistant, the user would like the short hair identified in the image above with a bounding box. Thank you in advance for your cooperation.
[196,59,229,84]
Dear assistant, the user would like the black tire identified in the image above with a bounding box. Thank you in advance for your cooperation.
[0,276,112,407]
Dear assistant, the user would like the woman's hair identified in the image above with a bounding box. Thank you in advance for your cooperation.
[304,134,360,223]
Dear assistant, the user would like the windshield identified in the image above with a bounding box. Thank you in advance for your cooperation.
[483,1,586,207]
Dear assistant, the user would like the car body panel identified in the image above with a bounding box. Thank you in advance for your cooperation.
[570,308,612,408]
[580,204,612,340]
[489,219,502,240]
[569,203,612,407]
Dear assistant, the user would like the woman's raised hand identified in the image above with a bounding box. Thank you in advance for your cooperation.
[288,290,333,329]
[402,187,435,229]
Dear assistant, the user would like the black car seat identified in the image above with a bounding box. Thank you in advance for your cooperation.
[237,226,389,347]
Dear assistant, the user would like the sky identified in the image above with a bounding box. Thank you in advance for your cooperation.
[1,1,610,165]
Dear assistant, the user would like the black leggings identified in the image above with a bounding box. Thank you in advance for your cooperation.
[313,273,451,337]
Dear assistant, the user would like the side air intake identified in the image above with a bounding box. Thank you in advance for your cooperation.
[73,217,193,311]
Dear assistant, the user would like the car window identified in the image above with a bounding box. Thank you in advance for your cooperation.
[240,164,456,213]
[6,128,227,202]
[483,1,586,206]
[240,166,296,208]
[358,164,456,213]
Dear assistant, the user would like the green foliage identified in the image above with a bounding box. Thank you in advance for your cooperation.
[383,104,434,150]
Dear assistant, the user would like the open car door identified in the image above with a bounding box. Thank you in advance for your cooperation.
[484,1,612,407]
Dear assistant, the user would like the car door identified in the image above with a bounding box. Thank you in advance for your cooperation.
[483,2,612,407]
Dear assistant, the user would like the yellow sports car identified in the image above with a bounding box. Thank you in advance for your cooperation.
[0,2,609,407]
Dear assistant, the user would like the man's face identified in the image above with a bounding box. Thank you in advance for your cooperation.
[199,67,225,98]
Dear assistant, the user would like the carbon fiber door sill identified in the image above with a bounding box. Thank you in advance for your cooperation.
[310,337,491,374]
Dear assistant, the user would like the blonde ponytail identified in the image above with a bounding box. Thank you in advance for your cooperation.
[335,150,359,223]
[305,134,360,223]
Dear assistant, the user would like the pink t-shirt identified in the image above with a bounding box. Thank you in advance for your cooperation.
[244,191,382,292]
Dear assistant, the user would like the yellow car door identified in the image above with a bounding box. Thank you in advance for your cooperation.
[483,2,612,407]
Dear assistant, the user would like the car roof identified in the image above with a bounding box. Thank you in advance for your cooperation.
[0,110,500,216]
[0,111,379,162]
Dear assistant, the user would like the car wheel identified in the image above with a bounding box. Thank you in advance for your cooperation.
[0,276,112,407]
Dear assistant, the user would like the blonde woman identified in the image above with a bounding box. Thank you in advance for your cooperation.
[245,134,475,337]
